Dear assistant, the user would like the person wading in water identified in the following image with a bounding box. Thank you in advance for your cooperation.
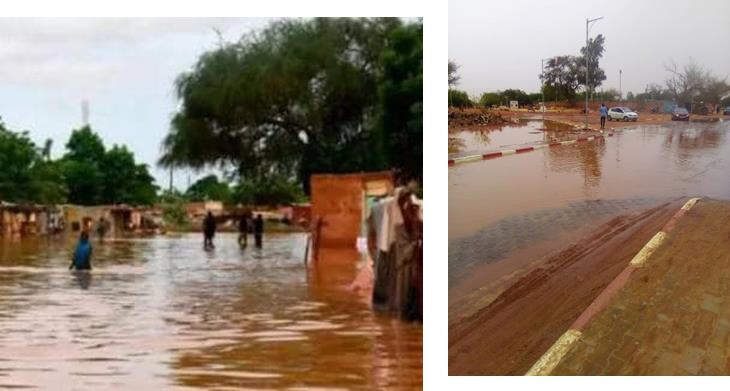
[96,217,109,242]
[599,103,608,130]
[203,211,217,249]
[238,213,249,248]
[253,214,264,248]
[69,231,92,270]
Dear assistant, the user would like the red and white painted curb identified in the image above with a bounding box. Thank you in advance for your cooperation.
[448,133,613,167]
[525,197,701,376]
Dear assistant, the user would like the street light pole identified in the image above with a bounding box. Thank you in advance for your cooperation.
[585,16,603,130]
[541,58,546,122]
[619,69,623,102]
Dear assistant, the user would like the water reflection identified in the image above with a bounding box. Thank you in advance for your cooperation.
[663,125,724,151]
[72,270,93,290]
[448,119,597,157]
[449,121,730,239]
[548,137,606,195]
[0,233,421,389]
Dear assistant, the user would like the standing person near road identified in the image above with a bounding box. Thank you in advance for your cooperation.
[599,103,608,130]
[69,231,92,270]
[203,211,216,249]
[253,214,264,248]
[238,213,249,248]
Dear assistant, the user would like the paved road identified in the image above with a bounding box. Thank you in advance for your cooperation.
[552,200,730,375]
[449,197,669,285]
[448,200,683,375]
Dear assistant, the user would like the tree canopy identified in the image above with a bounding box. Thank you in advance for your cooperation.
[665,59,729,106]
[0,120,66,204]
[577,34,607,96]
[448,60,460,88]
[60,125,158,205]
[185,174,232,203]
[540,55,582,104]
[159,18,423,194]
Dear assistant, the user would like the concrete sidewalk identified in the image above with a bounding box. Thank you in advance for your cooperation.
[552,199,730,375]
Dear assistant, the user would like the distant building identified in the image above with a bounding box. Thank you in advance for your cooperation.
[184,201,224,218]
[0,202,61,237]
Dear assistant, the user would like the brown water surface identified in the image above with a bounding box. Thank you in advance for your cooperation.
[0,233,421,389]
[449,121,730,284]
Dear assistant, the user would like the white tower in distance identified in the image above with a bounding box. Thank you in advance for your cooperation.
[81,100,89,126]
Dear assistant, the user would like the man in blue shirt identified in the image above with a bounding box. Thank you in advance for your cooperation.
[599,103,608,130]
[70,231,92,270]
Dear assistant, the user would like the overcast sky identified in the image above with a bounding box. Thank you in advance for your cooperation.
[0,17,274,190]
[449,0,730,98]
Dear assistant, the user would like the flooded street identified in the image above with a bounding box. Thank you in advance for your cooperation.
[448,118,586,157]
[449,121,730,285]
[0,233,421,390]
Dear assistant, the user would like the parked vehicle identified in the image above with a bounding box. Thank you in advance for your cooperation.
[672,107,690,121]
[607,107,639,121]
[723,107,730,116]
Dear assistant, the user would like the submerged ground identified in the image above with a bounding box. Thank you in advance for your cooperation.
[0,233,421,389]
[448,119,730,375]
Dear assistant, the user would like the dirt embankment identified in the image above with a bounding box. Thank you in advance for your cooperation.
[448,199,685,375]
[448,108,515,131]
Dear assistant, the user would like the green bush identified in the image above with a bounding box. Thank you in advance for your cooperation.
[448,89,472,108]
[479,92,501,107]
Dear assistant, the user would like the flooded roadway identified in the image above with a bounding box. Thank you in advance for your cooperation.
[0,233,421,390]
[449,120,730,286]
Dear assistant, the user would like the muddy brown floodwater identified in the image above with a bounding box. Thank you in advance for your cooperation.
[0,233,421,389]
[449,120,730,374]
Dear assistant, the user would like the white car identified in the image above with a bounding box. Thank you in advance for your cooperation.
[607,107,638,121]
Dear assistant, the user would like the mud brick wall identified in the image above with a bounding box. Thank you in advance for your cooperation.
[311,175,364,248]
[310,172,393,249]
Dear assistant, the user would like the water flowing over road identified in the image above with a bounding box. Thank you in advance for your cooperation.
[450,121,730,283]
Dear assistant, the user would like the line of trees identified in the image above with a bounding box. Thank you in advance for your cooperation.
[180,174,306,206]
[159,18,423,195]
[0,119,158,206]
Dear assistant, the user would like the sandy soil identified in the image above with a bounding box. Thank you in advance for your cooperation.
[448,198,686,375]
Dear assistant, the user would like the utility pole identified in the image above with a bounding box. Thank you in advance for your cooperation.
[169,166,173,194]
[585,16,603,130]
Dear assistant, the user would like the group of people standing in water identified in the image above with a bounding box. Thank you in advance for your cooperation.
[70,212,266,270]
[203,211,265,250]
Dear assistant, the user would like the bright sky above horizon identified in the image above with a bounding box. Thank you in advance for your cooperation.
[0,17,275,190]
[449,0,730,98]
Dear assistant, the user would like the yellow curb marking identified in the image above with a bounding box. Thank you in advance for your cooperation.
[501,149,516,156]
[525,329,582,376]
[534,144,548,149]
[681,197,701,211]
[629,198,700,267]
[629,231,667,267]
[561,140,577,145]
[525,197,702,375]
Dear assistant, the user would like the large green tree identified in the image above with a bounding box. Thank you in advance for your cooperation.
[540,55,581,104]
[160,18,422,194]
[62,126,157,205]
[185,174,232,202]
[577,34,606,98]
[374,22,422,183]
[61,126,105,205]
[0,120,66,204]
